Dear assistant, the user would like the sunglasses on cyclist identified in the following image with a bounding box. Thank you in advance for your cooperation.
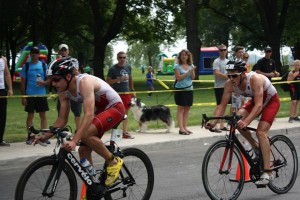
[51,77,63,83]
[227,73,241,79]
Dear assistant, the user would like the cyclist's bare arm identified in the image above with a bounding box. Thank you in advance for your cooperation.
[205,80,233,129]
[33,92,70,145]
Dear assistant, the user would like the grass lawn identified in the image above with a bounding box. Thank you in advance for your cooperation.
[4,68,291,143]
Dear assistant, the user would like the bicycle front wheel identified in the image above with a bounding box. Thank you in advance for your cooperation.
[15,156,77,200]
[202,140,245,200]
[268,135,298,194]
[104,148,154,200]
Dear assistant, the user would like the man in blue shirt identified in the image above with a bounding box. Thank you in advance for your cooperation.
[21,46,49,144]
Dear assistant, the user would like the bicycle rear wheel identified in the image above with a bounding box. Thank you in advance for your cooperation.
[15,156,77,200]
[268,135,298,194]
[104,148,154,200]
[202,140,245,200]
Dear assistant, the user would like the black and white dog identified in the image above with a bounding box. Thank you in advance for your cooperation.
[130,98,174,133]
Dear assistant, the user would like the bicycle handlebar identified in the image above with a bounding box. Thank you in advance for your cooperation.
[29,126,73,146]
[202,113,246,132]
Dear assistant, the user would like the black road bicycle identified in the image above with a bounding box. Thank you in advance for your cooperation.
[15,126,154,200]
[201,113,298,200]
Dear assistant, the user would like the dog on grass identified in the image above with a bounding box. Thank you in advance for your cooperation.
[130,98,174,133]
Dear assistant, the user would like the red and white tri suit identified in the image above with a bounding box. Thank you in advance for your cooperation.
[233,72,280,125]
[66,74,125,137]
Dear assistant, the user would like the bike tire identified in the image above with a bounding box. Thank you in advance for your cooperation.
[268,135,298,194]
[202,140,245,200]
[15,156,77,200]
[104,148,154,200]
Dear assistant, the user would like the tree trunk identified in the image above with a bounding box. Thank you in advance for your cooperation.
[253,0,290,73]
[89,0,127,79]
[185,0,202,79]
[93,37,106,80]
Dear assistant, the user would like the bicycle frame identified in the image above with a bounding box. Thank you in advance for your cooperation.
[202,113,264,180]
[223,126,261,178]
[202,113,288,183]
[42,142,137,198]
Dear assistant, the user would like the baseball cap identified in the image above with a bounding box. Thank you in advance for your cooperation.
[264,46,272,51]
[30,46,40,54]
[59,44,69,50]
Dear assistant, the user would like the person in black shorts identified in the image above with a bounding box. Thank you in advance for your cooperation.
[20,46,49,144]
[287,59,300,123]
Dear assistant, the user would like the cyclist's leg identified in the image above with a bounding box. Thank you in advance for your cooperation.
[82,102,125,186]
[78,145,93,164]
[82,104,124,160]
[256,94,280,184]
[256,121,271,171]
[236,107,259,149]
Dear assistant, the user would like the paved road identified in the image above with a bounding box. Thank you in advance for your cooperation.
[1,134,299,200]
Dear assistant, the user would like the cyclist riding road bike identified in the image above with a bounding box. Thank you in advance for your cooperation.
[205,60,280,185]
[34,56,125,186]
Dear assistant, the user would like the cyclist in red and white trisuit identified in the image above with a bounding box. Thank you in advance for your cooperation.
[35,57,125,186]
[205,60,280,185]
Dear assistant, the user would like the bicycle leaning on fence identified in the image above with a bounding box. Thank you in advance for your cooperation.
[201,112,298,200]
[15,126,154,200]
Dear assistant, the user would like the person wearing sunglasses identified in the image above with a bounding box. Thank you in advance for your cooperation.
[21,46,49,145]
[255,46,280,81]
[212,44,230,132]
[205,60,280,186]
[35,56,125,187]
[106,51,135,139]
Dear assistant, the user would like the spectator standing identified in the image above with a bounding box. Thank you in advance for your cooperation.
[233,46,245,110]
[212,44,229,132]
[21,46,49,144]
[287,59,300,123]
[0,55,13,146]
[107,51,135,139]
[174,49,195,135]
[146,66,155,98]
[243,52,251,72]
[255,46,280,81]
[56,44,82,132]
[234,46,244,61]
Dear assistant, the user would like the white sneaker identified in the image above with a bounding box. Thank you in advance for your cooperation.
[255,172,273,185]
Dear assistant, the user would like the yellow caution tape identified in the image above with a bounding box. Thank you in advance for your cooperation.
[156,79,170,89]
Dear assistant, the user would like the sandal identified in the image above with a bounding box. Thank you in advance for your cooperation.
[209,128,222,133]
[179,131,190,135]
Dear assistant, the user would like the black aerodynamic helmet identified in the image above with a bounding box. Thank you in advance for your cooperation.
[225,60,247,72]
[47,56,79,77]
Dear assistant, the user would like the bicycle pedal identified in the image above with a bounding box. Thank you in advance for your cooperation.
[256,184,267,188]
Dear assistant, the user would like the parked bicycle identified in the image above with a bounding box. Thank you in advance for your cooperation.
[15,126,154,200]
[201,113,298,200]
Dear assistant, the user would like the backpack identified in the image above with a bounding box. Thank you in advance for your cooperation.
[25,61,47,90]
[280,71,290,92]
